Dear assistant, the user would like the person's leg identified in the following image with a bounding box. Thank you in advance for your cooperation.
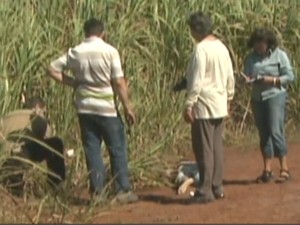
[279,156,288,172]
[100,115,137,203]
[212,118,225,199]
[267,93,290,181]
[178,178,194,195]
[281,94,289,172]
[78,114,105,195]
[24,137,65,189]
[191,121,202,187]
[191,119,215,202]
[251,99,274,181]
[43,137,66,186]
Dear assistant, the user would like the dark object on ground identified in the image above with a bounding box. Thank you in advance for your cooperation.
[172,77,187,92]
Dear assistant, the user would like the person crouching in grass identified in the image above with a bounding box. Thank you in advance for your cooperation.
[0,97,66,192]
[182,11,235,204]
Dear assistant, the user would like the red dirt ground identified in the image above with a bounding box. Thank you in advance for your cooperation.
[96,143,300,224]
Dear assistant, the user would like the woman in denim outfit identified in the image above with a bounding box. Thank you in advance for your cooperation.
[243,28,295,183]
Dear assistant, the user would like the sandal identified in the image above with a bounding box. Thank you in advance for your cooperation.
[256,170,273,183]
[276,170,291,183]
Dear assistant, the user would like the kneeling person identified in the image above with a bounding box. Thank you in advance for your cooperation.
[0,97,66,188]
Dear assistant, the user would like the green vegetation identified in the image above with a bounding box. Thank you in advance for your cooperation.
[0,0,299,223]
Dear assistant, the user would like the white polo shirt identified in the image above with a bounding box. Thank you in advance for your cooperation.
[50,37,124,117]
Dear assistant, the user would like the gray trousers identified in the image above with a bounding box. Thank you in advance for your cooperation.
[191,118,224,198]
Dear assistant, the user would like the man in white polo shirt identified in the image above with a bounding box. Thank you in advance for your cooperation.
[47,18,138,204]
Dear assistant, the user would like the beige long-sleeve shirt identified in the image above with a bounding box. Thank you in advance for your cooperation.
[185,39,235,119]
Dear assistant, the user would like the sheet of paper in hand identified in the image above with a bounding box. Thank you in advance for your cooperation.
[240,72,264,83]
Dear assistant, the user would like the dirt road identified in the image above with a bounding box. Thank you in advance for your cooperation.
[97,143,300,224]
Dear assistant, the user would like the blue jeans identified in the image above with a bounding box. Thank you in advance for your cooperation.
[251,93,287,158]
[78,113,131,195]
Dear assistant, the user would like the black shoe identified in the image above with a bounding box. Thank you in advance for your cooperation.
[185,191,214,205]
[214,192,225,200]
[256,170,273,183]
[212,186,225,200]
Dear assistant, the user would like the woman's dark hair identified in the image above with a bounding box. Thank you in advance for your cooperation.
[187,11,213,37]
[247,28,278,50]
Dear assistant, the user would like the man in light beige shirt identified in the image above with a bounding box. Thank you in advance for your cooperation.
[0,97,66,192]
[183,11,235,204]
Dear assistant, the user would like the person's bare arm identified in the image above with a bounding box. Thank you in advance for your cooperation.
[47,54,77,88]
[110,49,135,125]
[111,77,131,111]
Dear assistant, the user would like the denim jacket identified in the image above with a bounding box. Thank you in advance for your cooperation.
[243,48,294,101]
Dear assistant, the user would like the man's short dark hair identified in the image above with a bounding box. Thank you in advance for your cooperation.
[23,97,45,109]
[247,27,278,50]
[83,18,104,37]
[187,11,213,37]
